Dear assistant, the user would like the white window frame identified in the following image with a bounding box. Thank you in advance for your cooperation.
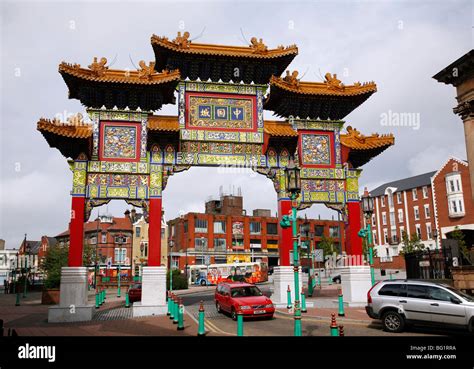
[412,188,418,201]
[413,206,420,220]
[424,204,430,219]
[101,233,106,244]
[383,229,388,244]
[422,186,429,199]
[380,196,385,207]
[396,192,402,204]
[426,223,432,240]
[415,224,422,239]
[398,209,404,223]
[382,212,387,226]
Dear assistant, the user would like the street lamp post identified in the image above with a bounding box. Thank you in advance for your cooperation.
[279,157,302,336]
[117,233,124,298]
[168,239,174,292]
[23,235,30,298]
[358,188,375,286]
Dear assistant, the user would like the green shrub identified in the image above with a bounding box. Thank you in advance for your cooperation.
[166,269,188,290]
[41,246,68,289]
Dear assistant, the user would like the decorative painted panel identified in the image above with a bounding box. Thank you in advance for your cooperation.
[187,92,256,131]
[299,131,334,167]
[71,160,87,196]
[99,122,141,162]
[88,161,148,174]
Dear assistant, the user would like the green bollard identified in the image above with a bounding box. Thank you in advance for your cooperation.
[95,292,99,309]
[237,310,244,336]
[169,293,175,320]
[338,291,345,317]
[15,292,20,306]
[328,277,333,285]
[100,289,105,305]
[301,288,307,313]
[125,292,130,308]
[103,288,106,301]
[197,301,205,336]
[173,296,179,324]
[167,291,171,316]
[330,313,338,336]
[286,285,292,309]
[177,298,184,331]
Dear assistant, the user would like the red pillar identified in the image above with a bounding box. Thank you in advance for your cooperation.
[68,196,85,267]
[345,201,363,262]
[278,198,292,266]
[148,198,162,266]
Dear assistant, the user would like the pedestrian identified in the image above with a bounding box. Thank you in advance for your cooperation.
[3,279,8,294]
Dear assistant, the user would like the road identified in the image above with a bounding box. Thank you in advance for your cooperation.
[181,288,470,337]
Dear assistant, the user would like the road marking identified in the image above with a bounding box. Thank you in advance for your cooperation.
[274,311,373,327]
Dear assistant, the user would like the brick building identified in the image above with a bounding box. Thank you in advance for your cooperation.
[167,193,345,270]
[56,212,134,277]
[368,157,473,259]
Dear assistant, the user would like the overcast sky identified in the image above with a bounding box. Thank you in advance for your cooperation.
[0,0,471,249]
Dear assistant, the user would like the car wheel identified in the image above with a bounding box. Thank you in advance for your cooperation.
[216,302,222,313]
[231,307,237,321]
[382,310,405,333]
[200,280,206,286]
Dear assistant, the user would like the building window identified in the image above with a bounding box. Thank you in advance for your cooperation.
[314,225,324,237]
[383,229,388,243]
[329,226,339,238]
[213,221,226,234]
[183,221,188,233]
[426,223,432,240]
[266,239,278,252]
[250,221,261,235]
[422,186,429,199]
[399,227,405,240]
[397,192,402,204]
[398,209,404,223]
[424,204,430,218]
[115,235,127,244]
[161,227,165,238]
[380,196,385,207]
[373,232,377,244]
[250,239,261,249]
[101,233,106,244]
[415,224,422,239]
[213,238,226,252]
[195,237,208,251]
[135,227,141,237]
[267,223,278,235]
[446,174,462,194]
[389,212,395,226]
[195,219,208,233]
[114,248,127,264]
[371,214,376,226]
[414,206,420,220]
[387,192,394,208]
[412,188,418,200]
[382,212,387,226]
[170,225,175,236]
[391,233,398,244]
[90,236,97,245]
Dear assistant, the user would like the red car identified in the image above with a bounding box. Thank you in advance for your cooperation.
[128,283,142,303]
[215,282,275,320]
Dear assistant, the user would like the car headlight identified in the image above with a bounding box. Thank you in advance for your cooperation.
[265,303,273,308]
[240,305,251,310]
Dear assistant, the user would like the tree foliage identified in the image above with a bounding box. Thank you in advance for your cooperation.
[41,246,69,289]
[400,231,425,255]
[450,226,473,265]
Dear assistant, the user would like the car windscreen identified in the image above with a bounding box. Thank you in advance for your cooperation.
[231,286,263,297]
[445,286,474,302]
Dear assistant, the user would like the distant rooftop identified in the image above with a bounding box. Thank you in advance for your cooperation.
[370,171,437,197]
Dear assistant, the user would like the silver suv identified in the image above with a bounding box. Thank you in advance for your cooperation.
[366,279,474,333]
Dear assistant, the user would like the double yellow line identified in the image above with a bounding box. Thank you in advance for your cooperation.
[275,311,371,327]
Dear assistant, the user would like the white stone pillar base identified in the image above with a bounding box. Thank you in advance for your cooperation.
[270,266,313,308]
[48,267,94,323]
[132,266,167,317]
[336,265,372,307]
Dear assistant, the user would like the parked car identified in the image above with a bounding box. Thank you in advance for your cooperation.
[215,282,275,320]
[366,279,474,333]
[332,275,341,284]
[128,283,142,303]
